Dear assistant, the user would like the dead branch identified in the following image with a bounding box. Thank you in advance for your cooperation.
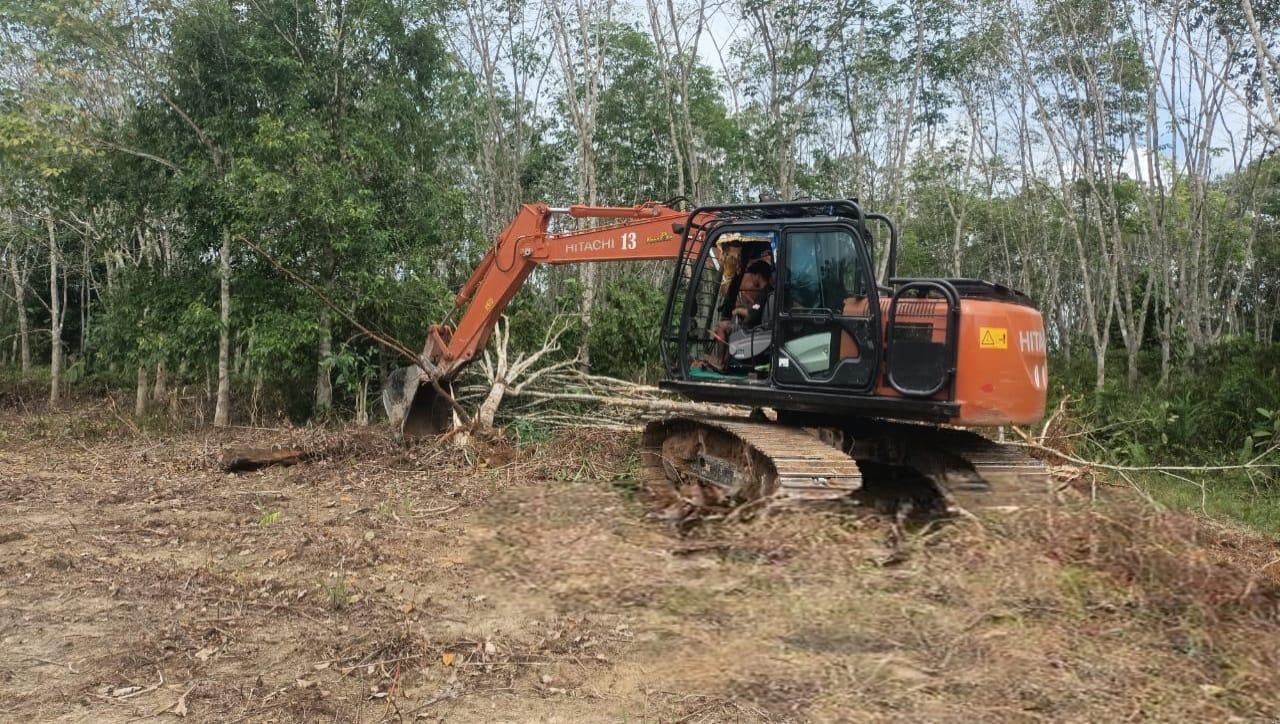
[1039,396,1069,443]
[1012,426,1280,472]
[475,315,581,429]
[510,390,736,418]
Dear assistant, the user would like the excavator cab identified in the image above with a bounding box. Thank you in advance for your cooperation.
[661,202,880,391]
[657,199,1024,427]
[686,220,884,393]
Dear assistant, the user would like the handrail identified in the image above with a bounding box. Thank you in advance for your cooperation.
[885,278,960,398]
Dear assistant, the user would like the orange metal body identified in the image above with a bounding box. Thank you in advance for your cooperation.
[867,299,1048,426]
[423,201,1046,427]
[949,299,1048,426]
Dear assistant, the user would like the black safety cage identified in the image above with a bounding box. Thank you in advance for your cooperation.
[656,198,901,379]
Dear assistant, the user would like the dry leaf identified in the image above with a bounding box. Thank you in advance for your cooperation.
[111,686,143,698]
[296,678,316,689]
[194,646,218,661]
[441,652,456,666]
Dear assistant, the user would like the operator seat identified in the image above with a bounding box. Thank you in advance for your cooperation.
[838,295,871,359]
[727,289,775,363]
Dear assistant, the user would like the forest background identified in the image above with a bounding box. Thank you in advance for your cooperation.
[3,0,1279,528]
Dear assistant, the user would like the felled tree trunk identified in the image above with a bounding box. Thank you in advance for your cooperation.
[220,446,309,472]
[476,380,507,429]
[475,315,577,431]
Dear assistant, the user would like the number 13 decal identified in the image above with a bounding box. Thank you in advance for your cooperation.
[621,232,637,250]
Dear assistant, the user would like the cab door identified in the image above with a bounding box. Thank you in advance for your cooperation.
[771,225,880,391]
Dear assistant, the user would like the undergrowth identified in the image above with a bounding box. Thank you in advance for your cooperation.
[1049,339,1280,534]
[1128,470,1280,535]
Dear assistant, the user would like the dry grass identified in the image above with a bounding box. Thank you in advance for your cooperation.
[1,404,1278,722]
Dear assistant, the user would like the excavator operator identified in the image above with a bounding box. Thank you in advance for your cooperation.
[703,237,775,373]
[733,259,774,326]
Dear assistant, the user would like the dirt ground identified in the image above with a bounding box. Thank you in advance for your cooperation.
[2,405,1280,723]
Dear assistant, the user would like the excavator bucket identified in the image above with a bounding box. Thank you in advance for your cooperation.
[382,365,457,438]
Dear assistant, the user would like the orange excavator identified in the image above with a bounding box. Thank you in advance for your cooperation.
[385,199,1050,513]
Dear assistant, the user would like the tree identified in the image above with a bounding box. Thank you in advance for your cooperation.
[547,0,615,367]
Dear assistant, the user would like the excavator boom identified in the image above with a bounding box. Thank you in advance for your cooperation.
[385,201,699,436]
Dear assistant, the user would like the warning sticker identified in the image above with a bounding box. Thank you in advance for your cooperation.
[979,327,1008,349]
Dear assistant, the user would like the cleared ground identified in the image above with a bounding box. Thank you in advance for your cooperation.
[2,405,1279,722]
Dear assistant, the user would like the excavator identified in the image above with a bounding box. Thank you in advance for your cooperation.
[384,198,1051,514]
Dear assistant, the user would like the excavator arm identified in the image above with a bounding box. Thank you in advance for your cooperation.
[386,201,699,436]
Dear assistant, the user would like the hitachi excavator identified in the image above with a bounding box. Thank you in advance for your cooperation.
[384,199,1050,514]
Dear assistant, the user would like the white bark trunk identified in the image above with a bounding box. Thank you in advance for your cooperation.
[314,307,332,411]
[46,217,61,408]
[547,0,610,370]
[355,378,369,426]
[477,380,507,429]
[135,365,149,417]
[213,227,232,427]
[8,251,30,376]
[153,362,167,402]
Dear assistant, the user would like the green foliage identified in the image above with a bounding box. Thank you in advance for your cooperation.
[1131,470,1280,535]
[322,578,351,610]
[505,417,558,447]
[377,495,414,519]
[1055,339,1280,466]
[588,273,667,382]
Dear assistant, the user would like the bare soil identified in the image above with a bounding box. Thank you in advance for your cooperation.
[2,405,1279,722]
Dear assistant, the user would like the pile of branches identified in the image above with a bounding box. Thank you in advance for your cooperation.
[457,368,739,432]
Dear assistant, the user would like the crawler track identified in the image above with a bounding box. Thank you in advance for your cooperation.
[642,415,1051,519]
[641,417,862,517]
[842,419,1053,513]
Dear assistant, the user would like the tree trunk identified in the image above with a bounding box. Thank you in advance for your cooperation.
[477,379,507,429]
[135,365,149,417]
[213,227,232,427]
[580,264,596,371]
[8,250,30,376]
[355,378,369,426]
[314,306,333,412]
[546,0,610,370]
[46,217,62,408]
[153,362,167,403]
